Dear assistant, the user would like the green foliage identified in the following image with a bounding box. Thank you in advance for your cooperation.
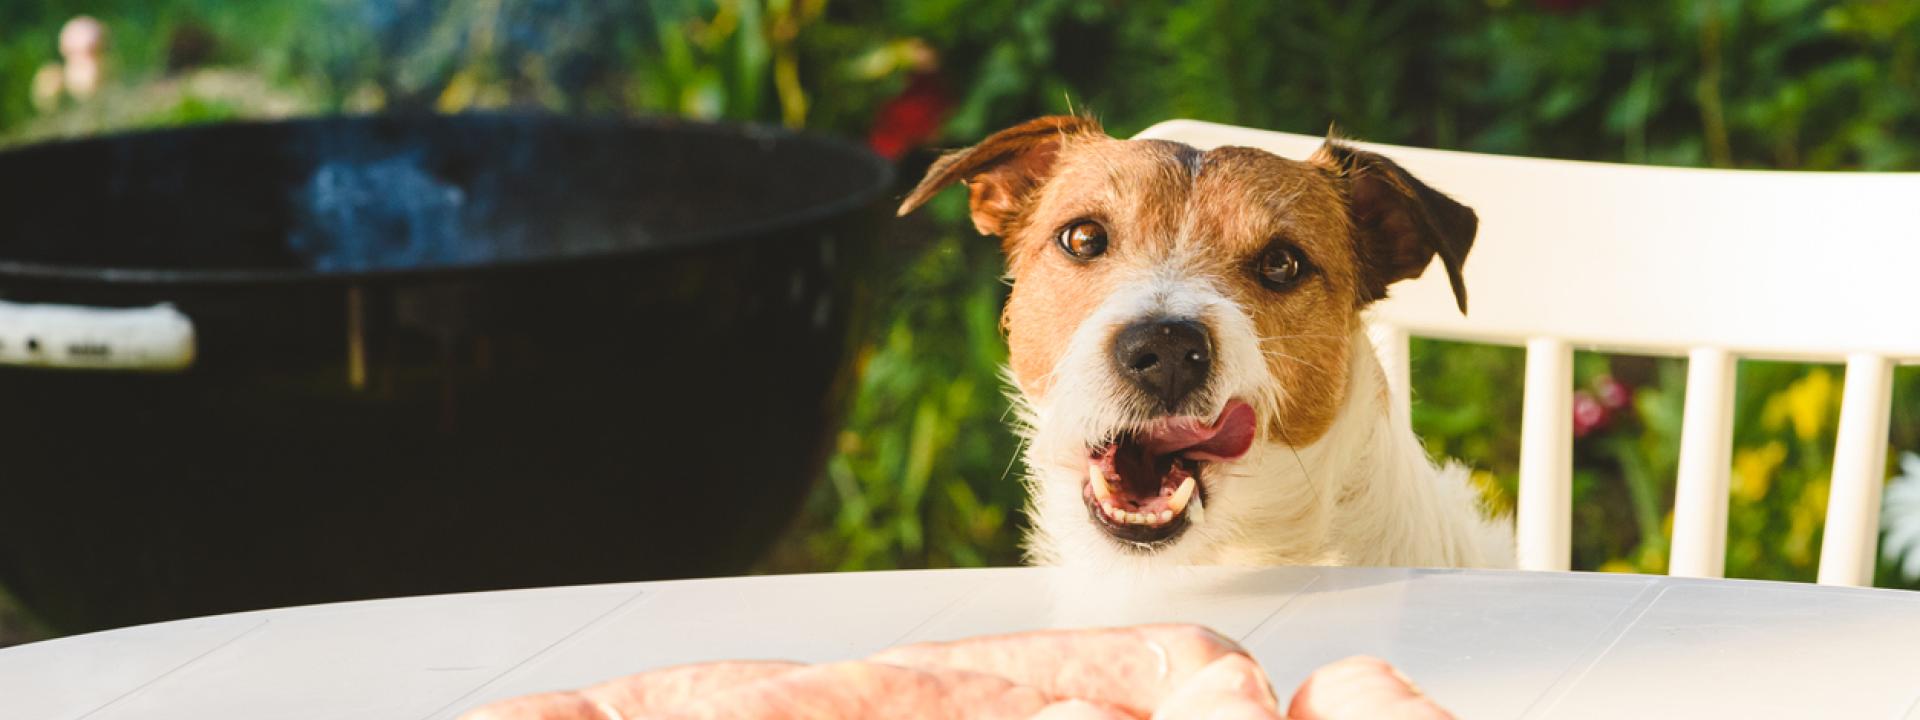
[1,0,1917,590]
[762,216,1028,570]
[0,0,315,140]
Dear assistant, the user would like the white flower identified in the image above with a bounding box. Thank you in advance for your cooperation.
[1881,452,1920,582]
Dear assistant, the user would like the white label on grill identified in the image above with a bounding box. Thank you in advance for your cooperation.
[0,300,195,372]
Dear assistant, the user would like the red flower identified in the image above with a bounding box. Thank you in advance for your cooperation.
[1573,391,1609,438]
[868,72,953,160]
[1593,374,1631,411]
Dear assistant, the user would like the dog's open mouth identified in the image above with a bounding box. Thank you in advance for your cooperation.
[1083,399,1257,547]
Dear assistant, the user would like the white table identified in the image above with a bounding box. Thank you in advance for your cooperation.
[4,567,1919,719]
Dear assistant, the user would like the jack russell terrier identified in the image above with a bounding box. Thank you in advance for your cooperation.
[897,116,1512,576]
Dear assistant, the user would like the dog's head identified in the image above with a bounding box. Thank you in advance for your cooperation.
[898,116,1476,559]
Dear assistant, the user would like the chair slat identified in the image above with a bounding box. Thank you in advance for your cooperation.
[1669,348,1737,578]
[1517,338,1573,571]
[1817,354,1896,587]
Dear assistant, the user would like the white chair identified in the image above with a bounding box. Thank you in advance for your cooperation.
[1135,119,1920,586]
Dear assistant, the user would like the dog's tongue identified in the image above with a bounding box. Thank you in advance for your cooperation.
[1137,400,1257,462]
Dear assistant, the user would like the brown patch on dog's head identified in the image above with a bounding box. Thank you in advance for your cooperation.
[900,117,1476,447]
[1185,146,1364,443]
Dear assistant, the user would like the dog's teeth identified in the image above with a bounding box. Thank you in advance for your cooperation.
[1088,463,1114,503]
[1157,509,1173,524]
[1168,477,1197,514]
[1127,511,1147,525]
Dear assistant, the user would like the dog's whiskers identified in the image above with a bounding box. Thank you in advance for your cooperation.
[1276,420,1322,514]
[1260,348,1312,366]
[1254,332,1349,340]
[1000,434,1032,485]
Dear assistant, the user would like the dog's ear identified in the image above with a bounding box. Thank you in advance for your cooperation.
[1310,140,1477,314]
[896,115,1104,237]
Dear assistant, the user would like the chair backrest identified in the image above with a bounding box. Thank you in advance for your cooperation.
[1134,119,1920,586]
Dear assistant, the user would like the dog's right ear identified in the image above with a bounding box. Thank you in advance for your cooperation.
[1310,139,1478,315]
[896,115,1103,237]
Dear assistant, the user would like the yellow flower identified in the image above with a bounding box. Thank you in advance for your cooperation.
[1598,559,1639,574]
[1732,441,1788,503]
[1785,479,1831,567]
[1761,369,1836,442]
[1637,543,1669,575]
[1470,470,1513,518]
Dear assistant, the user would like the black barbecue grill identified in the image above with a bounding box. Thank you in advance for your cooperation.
[0,113,893,633]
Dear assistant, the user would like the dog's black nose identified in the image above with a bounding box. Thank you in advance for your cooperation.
[1112,319,1211,410]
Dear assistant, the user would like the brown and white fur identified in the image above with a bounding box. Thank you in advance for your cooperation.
[897,116,1511,581]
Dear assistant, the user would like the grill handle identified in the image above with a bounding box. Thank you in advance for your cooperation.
[0,300,195,372]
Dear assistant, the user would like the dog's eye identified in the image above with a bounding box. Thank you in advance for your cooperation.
[1057,220,1108,260]
[1256,243,1310,290]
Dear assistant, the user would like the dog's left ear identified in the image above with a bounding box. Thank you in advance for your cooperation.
[896,115,1104,238]
[1310,141,1477,314]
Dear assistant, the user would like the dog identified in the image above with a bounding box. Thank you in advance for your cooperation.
[896,116,1512,577]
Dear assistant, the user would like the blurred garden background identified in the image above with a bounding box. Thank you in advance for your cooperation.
[4,0,1920,641]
